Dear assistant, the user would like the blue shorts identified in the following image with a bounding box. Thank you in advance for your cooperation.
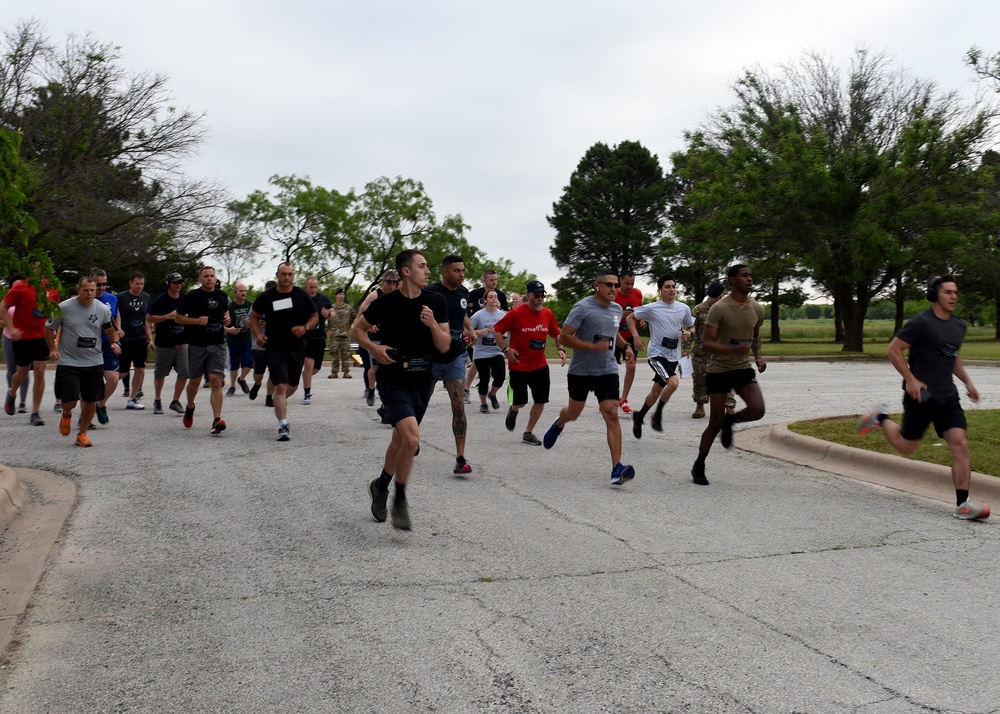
[433,351,467,383]
[102,343,120,372]
[228,342,253,371]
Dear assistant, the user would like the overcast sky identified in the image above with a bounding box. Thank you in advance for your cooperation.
[18,1,1000,293]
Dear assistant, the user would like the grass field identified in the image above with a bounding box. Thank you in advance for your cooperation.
[788,410,1000,477]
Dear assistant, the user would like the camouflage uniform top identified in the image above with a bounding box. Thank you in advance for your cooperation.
[329,302,354,338]
[690,299,714,357]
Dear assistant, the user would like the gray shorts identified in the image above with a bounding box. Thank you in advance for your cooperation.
[154,345,189,380]
[188,344,227,380]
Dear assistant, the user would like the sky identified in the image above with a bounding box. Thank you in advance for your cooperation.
[16,1,1000,295]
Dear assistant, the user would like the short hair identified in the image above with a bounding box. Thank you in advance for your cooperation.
[89,268,107,278]
[276,262,293,274]
[657,273,677,290]
[264,280,277,290]
[382,269,398,281]
[395,249,423,273]
[442,255,464,269]
[77,276,96,289]
[305,275,319,284]
[594,268,618,283]
[198,265,216,276]
[129,271,144,281]
[621,270,636,279]
[483,269,498,279]
[727,264,749,279]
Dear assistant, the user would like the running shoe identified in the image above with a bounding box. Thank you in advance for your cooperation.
[302,395,312,405]
[277,425,290,441]
[238,378,250,394]
[4,392,14,416]
[691,461,709,486]
[183,405,194,429]
[54,401,62,412]
[505,406,517,432]
[368,479,388,523]
[619,398,632,414]
[248,383,261,401]
[137,389,144,399]
[463,389,471,404]
[169,400,184,414]
[522,432,542,446]
[610,462,635,485]
[96,405,109,425]
[632,412,643,439]
[365,388,375,407]
[211,417,226,435]
[29,412,44,426]
[225,387,236,397]
[75,433,93,448]
[17,402,26,414]
[265,395,274,408]
[390,497,411,530]
[126,398,145,410]
[489,394,500,411]
[153,400,163,415]
[202,380,210,389]
[954,500,990,520]
[479,403,489,414]
[720,414,735,449]
[454,457,472,474]
[543,419,563,449]
[650,412,663,432]
[59,411,71,436]
[856,405,889,436]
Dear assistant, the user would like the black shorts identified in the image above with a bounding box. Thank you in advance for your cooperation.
[12,337,48,366]
[614,335,636,365]
[567,372,620,404]
[304,339,325,367]
[118,340,148,372]
[900,394,967,440]
[648,356,679,386]
[267,349,305,387]
[377,380,435,426]
[55,364,104,403]
[706,368,757,394]
[509,365,550,406]
[252,349,268,376]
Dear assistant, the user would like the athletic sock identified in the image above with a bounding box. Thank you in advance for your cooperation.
[376,469,393,490]
[278,419,288,428]
[653,402,664,419]
[637,403,651,419]
[695,449,708,466]
[395,482,406,501]
[957,489,969,507]
[304,389,311,397]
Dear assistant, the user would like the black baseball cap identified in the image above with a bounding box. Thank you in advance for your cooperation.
[526,280,546,296]
[165,272,183,284]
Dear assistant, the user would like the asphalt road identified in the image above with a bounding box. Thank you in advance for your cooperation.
[1,360,999,713]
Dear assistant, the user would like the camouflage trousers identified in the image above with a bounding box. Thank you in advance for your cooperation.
[329,335,352,375]
[690,351,736,409]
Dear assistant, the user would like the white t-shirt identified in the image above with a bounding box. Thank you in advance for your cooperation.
[632,300,694,361]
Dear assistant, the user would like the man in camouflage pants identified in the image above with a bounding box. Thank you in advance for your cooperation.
[689,280,735,418]
[327,288,354,378]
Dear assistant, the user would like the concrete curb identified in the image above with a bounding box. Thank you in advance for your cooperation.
[737,419,1000,506]
[0,466,25,532]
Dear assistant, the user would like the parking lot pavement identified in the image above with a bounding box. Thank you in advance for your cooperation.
[1,360,998,712]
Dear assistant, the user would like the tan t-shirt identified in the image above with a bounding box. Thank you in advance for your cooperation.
[705,295,764,373]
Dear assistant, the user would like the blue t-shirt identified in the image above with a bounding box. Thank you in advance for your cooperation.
[97,292,119,346]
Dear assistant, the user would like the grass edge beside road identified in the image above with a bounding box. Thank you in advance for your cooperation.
[788,411,1000,478]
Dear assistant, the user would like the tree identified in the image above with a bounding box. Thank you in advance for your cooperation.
[671,50,998,351]
[548,140,670,300]
[207,200,265,288]
[0,20,226,286]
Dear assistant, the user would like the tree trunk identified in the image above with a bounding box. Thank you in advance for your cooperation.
[839,296,868,352]
[769,274,781,342]
[893,273,905,335]
[995,287,1000,340]
[834,297,845,343]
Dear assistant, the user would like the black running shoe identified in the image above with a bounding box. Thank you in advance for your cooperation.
[505,406,517,432]
[248,383,261,401]
[692,461,709,486]
[369,479,388,522]
[632,412,642,439]
[721,414,735,450]
[650,412,663,432]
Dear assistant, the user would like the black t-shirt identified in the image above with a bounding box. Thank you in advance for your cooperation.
[467,287,508,317]
[307,292,333,341]
[227,300,253,346]
[362,289,448,386]
[179,288,230,347]
[426,282,470,361]
[116,290,151,342]
[251,286,317,352]
[149,292,186,348]
[895,308,967,401]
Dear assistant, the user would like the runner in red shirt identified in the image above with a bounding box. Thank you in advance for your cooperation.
[1,273,60,424]
[613,271,643,414]
[492,280,566,445]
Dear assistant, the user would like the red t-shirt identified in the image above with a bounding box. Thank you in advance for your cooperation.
[2,280,59,340]
[492,304,561,372]
[614,288,643,338]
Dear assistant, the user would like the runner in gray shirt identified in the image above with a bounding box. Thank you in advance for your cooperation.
[542,269,636,486]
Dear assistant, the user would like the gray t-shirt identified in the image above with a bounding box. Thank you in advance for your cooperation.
[565,296,622,377]
[633,300,694,361]
[470,308,506,360]
[47,298,113,367]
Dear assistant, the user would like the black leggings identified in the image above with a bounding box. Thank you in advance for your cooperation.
[474,355,506,395]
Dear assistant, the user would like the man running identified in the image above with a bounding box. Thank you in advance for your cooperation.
[352,249,450,530]
[627,273,694,438]
[857,275,989,520]
[356,271,398,405]
[426,255,477,474]
[116,272,153,411]
[690,264,767,486]
[300,276,332,405]
[247,263,318,441]
[2,266,59,425]
[543,270,636,486]
[148,272,189,415]
[91,268,122,426]
[225,282,253,397]
[175,266,231,435]
[492,280,565,445]
[613,270,643,414]
[44,277,119,447]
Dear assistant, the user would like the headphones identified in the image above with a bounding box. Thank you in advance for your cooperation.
[926,276,944,302]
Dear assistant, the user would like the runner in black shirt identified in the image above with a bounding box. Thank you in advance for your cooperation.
[352,249,450,530]
[148,272,189,414]
[116,272,153,410]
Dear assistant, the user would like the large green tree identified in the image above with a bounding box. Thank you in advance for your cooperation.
[548,140,669,300]
[672,50,997,351]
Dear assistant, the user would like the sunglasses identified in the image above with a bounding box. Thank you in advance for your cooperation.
[95,282,108,287]
[169,280,183,285]
[599,282,620,289]
[383,279,399,285]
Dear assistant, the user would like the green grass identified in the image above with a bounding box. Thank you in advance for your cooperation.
[788,411,1000,477]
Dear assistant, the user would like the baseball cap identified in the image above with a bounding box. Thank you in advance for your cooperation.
[165,272,183,284]
[707,281,724,298]
[526,280,546,296]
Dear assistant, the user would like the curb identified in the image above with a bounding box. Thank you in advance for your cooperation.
[0,466,25,531]
[737,420,1000,506]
